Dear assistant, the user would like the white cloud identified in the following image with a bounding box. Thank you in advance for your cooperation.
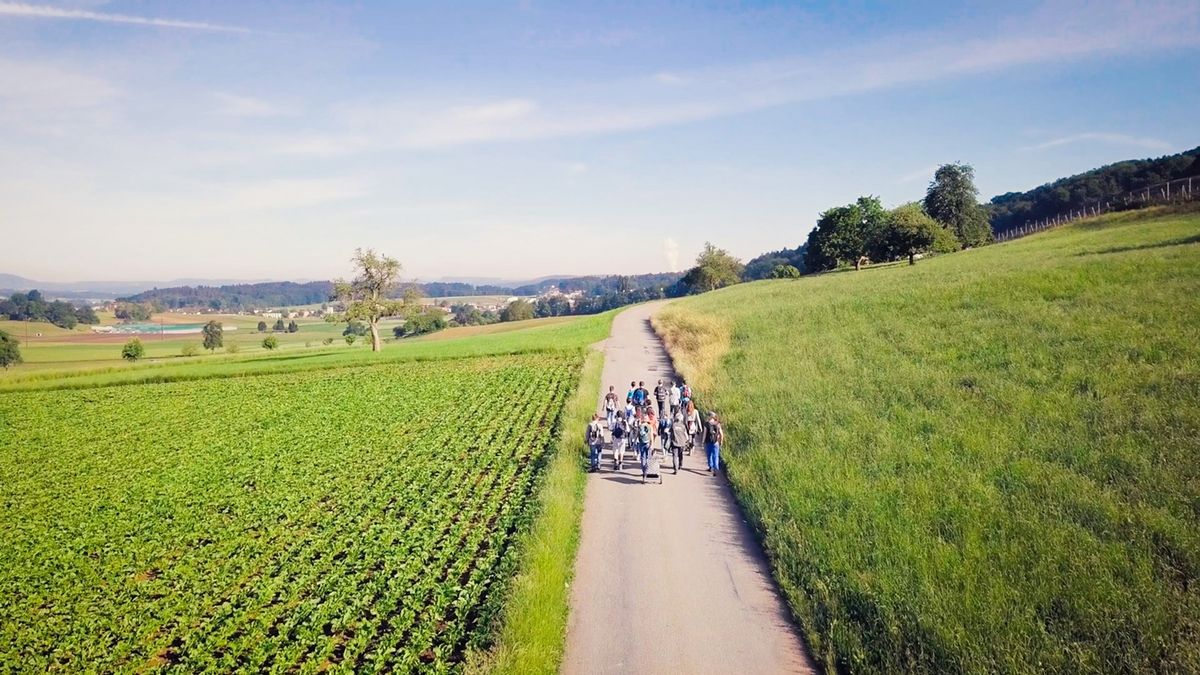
[216,177,370,212]
[897,165,939,184]
[0,57,116,111]
[1019,132,1175,153]
[664,237,681,272]
[450,98,538,123]
[566,162,588,175]
[0,2,254,33]
[212,92,287,118]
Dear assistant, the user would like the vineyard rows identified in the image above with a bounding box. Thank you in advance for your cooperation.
[0,352,581,672]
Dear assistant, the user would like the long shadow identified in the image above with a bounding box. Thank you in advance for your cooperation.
[599,474,648,486]
[1075,233,1200,256]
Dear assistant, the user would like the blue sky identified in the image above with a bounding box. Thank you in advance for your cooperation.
[1,1,1197,282]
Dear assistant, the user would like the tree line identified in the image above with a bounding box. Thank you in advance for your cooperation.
[0,290,99,329]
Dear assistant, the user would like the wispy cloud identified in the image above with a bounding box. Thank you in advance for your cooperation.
[212,92,288,118]
[1019,132,1175,153]
[897,165,939,184]
[0,2,253,33]
[316,1,1200,151]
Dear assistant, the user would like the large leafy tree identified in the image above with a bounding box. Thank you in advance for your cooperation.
[680,242,744,293]
[0,330,21,369]
[804,196,889,272]
[121,338,144,361]
[883,203,942,265]
[202,321,223,352]
[925,163,991,247]
[333,248,413,352]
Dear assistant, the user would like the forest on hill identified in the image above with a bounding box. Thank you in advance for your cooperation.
[987,145,1200,234]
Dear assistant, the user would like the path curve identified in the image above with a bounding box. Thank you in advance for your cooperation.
[563,301,815,675]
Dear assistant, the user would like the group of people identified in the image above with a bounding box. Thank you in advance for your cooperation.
[585,378,725,481]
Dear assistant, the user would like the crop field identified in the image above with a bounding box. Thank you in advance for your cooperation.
[0,352,582,672]
[655,206,1200,673]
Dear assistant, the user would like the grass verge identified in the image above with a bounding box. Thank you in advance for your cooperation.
[466,347,604,674]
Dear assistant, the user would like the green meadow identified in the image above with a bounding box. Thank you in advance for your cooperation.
[655,206,1200,674]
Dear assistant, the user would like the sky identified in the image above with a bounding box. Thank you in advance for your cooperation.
[1,1,1198,283]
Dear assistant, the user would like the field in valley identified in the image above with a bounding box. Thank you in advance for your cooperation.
[0,312,613,673]
[655,206,1200,674]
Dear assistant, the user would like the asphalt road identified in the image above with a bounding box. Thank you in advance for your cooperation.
[562,301,815,675]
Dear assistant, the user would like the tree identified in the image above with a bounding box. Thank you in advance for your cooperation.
[534,295,572,318]
[500,299,535,322]
[333,248,412,352]
[202,320,223,352]
[343,320,369,336]
[925,163,991,247]
[287,320,299,333]
[121,338,144,361]
[394,306,448,337]
[680,242,744,294]
[273,318,286,332]
[114,302,153,321]
[770,264,801,279]
[884,203,942,265]
[344,334,357,346]
[257,321,268,332]
[262,335,279,350]
[804,196,889,272]
[0,330,21,369]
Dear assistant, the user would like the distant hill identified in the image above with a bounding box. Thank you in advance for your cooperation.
[118,272,683,311]
[0,274,273,298]
[987,145,1200,235]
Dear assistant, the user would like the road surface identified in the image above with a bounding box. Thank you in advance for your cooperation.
[562,301,815,675]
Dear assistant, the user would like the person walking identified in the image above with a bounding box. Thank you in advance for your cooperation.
[626,381,638,405]
[684,401,701,456]
[669,413,689,474]
[669,381,681,417]
[704,412,724,475]
[631,381,647,412]
[637,414,654,477]
[654,379,670,418]
[637,381,652,414]
[586,414,605,472]
[611,410,629,470]
[604,386,619,428]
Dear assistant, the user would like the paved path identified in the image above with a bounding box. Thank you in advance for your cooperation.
[563,301,814,675]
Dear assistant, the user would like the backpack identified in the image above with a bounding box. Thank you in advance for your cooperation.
[612,420,626,439]
[587,423,602,444]
[632,388,646,405]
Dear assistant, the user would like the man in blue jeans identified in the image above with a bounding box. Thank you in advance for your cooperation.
[704,411,724,475]
[586,414,605,472]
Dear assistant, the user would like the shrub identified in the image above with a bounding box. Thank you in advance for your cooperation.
[181,344,200,357]
[121,339,144,361]
[262,336,279,350]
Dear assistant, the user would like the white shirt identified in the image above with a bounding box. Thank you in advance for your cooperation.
[669,385,681,406]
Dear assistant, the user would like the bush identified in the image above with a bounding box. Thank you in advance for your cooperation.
[345,334,357,346]
[257,321,268,332]
[0,330,22,369]
[181,344,200,357]
[322,337,334,346]
[225,343,240,354]
[121,339,144,361]
[262,336,279,350]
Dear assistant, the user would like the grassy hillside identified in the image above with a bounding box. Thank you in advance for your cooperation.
[654,206,1200,673]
